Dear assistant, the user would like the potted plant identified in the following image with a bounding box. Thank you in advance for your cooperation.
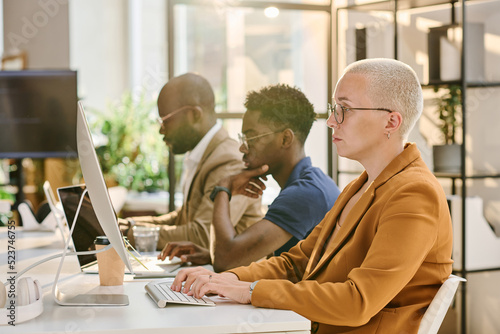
[432,85,462,173]
[0,187,15,226]
[87,91,169,192]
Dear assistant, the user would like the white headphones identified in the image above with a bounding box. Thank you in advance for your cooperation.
[0,277,44,325]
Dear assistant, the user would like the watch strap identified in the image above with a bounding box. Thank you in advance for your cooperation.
[210,186,232,202]
[249,280,259,297]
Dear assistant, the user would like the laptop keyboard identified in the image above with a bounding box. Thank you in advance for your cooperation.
[155,281,215,306]
[130,256,181,273]
[131,257,158,270]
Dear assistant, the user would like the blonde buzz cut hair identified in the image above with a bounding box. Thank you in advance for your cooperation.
[343,58,423,141]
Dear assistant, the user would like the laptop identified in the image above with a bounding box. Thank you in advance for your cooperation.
[56,184,192,277]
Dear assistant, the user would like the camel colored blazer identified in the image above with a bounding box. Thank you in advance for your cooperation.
[230,143,453,334]
[129,128,263,252]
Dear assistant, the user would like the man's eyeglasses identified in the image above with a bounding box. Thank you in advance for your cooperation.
[238,131,282,150]
[327,103,393,124]
[157,105,200,127]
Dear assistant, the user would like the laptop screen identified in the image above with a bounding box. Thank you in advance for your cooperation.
[57,184,106,267]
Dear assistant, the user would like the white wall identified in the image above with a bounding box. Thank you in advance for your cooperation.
[69,0,166,112]
[2,0,69,68]
[69,0,129,110]
[0,0,4,57]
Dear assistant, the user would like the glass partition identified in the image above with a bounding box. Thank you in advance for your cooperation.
[169,1,332,204]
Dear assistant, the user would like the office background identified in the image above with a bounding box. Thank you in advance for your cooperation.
[1,0,500,333]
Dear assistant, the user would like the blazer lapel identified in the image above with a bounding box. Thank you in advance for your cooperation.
[306,174,375,279]
[303,207,342,277]
[184,128,227,215]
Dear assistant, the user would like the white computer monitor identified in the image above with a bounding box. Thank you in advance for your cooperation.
[76,101,133,273]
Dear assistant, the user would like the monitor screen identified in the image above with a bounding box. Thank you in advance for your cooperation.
[0,70,78,158]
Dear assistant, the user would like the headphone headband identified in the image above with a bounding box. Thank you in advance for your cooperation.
[0,278,44,325]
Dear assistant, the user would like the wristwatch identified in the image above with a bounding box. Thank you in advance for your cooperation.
[249,280,259,298]
[123,218,136,235]
[209,186,232,202]
[126,218,136,228]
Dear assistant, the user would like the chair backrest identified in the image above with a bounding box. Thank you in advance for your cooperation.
[418,274,466,334]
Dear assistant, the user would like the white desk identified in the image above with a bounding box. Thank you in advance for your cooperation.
[0,227,310,334]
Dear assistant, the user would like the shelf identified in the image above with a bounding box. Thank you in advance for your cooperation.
[337,170,365,175]
[466,81,500,88]
[336,2,500,332]
[423,81,500,88]
[337,0,498,12]
[466,174,500,179]
[454,267,500,274]
[340,171,500,179]
[338,0,456,11]
[434,172,500,179]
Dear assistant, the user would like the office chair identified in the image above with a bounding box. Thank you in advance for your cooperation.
[418,274,466,334]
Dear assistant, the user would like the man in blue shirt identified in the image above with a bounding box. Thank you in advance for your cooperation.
[263,156,337,255]
[159,84,340,272]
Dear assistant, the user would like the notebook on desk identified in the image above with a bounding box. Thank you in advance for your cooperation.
[56,184,194,277]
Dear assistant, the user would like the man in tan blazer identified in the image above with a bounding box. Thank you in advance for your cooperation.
[171,59,454,334]
[123,73,262,261]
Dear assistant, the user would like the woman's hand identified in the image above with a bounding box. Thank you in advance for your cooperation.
[188,274,252,304]
[171,267,252,304]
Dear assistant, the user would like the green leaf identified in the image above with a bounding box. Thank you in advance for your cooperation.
[435,85,462,145]
[86,91,171,192]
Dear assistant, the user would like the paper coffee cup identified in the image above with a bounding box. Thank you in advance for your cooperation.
[94,236,125,286]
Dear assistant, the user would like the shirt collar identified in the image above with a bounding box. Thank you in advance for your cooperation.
[184,122,222,164]
[284,157,312,189]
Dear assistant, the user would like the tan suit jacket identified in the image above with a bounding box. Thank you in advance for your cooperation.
[230,143,453,334]
[129,128,263,253]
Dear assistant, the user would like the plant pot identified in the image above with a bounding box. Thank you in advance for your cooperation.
[432,144,462,173]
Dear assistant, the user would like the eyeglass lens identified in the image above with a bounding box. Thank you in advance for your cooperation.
[328,103,344,124]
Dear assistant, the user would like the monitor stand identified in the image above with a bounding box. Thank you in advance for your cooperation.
[53,286,129,306]
[51,188,129,306]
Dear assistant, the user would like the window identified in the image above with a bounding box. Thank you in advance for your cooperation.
[70,1,333,208]
[169,1,332,204]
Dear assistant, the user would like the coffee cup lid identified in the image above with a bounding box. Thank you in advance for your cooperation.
[94,236,128,245]
[94,236,110,245]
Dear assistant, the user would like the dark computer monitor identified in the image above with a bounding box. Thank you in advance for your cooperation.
[0,70,78,158]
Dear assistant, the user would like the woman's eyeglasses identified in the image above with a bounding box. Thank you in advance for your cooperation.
[327,103,393,124]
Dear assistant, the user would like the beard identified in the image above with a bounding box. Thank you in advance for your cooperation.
[165,122,203,154]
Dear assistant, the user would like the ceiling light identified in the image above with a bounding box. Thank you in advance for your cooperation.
[264,7,279,18]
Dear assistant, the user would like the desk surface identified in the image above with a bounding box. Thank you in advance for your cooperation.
[0,227,310,334]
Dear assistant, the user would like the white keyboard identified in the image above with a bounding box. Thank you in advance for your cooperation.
[145,280,215,307]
